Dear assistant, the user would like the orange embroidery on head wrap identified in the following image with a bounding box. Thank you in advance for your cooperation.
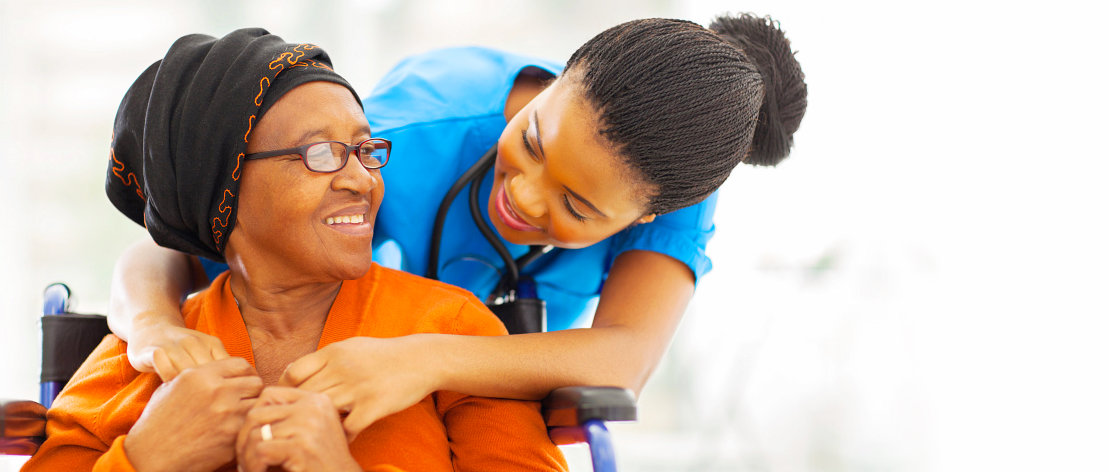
[212,42,333,249]
[110,147,145,201]
[244,115,256,142]
[254,78,270,106]
[290,44,307,64]
[305,58,334,71]
[268,52,292,72]
[211,188,236,245]
[232,153,244,181]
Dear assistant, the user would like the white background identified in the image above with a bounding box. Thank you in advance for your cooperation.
[2,0,1107,470]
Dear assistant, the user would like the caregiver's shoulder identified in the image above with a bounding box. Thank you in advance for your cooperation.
[364,46,559,130]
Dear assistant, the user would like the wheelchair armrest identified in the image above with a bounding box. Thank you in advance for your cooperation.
[542,386,637,428]
[0,400,47,455]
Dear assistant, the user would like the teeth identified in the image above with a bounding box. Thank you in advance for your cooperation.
[326,214,365,225]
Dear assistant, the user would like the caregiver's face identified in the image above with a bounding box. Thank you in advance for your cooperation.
[493,77,655,249]
[233,81,381,281]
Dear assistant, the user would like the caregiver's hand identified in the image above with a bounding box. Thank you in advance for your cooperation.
[278,336,437,438]
[127,322,230,382]
[236,386,361,472]
[124,357,262,472]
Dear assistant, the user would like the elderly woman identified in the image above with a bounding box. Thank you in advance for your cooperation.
[21,29,566,472]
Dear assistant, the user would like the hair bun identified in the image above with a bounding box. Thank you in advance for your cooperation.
[710,14,807,166]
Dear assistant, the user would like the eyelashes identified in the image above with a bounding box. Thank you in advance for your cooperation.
[563,195,587,222]
[521,129,540,161]
[522,127,587,222]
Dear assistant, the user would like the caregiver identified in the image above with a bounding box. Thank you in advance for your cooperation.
[106,13,808,437]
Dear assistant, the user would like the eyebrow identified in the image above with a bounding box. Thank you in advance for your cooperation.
[532,109,607,218]
[293,126,373,145]
[531,109,547,157]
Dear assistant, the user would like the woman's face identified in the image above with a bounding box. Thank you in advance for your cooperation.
[493,77,655,249]
[229,81,382,282]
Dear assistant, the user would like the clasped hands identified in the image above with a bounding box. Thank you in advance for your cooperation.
[123,357,358,472]
[124,334,435,472]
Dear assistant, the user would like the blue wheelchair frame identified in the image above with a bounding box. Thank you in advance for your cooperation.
[39,284,71,408]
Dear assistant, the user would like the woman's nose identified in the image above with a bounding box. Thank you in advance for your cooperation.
[332,151,380,195]
[508,174,545,219]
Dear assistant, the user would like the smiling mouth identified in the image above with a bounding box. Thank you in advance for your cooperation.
[325,214,365,225]
[495,185,541,232]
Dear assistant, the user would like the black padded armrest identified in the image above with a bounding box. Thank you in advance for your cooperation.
[542,386,637,428]
[41,313,111,384]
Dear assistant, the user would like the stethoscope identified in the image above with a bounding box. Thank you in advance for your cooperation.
[426,146,557,332]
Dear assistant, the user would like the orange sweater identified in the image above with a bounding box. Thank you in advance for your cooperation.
[22,264,567,471]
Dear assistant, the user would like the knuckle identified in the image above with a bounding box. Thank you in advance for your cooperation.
[238,378,263,398]
[227,357,252,372]
[179,336,201,351]
[246,406,267,424]
[165,349,188,366]
[258,445,282,464]
[195,370,219,387]
[175,367,200,385]
[307,392,331,410]
[259,386,277,400]
[215,420,238,439]
[212,398,235,416]
[304,414,325,431]
[283,365,303,382]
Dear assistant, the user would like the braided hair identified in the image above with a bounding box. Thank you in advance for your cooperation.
[564,14,808,215]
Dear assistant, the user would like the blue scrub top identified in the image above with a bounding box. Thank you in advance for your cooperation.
[202,46,717,331]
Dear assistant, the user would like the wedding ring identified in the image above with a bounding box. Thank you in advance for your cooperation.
[260,423,273,441]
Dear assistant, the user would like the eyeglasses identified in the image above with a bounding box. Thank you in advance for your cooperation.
[243,138,391,173]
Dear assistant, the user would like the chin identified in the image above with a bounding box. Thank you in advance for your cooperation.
[324,245,375,281]
[508,235,547,247]
[334,261,374,281]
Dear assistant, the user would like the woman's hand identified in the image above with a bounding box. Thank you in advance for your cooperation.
[278,336,440,438]
[127,322,230,382]
[236,386,361,472]
[123,357,262,472]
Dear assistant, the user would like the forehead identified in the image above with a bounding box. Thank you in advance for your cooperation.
[536,80,650,217]
[250,81,368,149]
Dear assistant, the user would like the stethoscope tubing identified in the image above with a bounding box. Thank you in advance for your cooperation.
[427,147,498,281]
[427,146,553,300]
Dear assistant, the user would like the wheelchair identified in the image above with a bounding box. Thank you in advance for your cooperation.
[1,283,636,471]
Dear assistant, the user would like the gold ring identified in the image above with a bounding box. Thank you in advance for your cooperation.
[260,423,273,441]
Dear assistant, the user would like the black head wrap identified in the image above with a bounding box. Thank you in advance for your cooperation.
[107,28,361,262]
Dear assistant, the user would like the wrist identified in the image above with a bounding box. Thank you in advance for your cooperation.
[123,433,172,472]
[133,309,186,340]
[416,333,458,393]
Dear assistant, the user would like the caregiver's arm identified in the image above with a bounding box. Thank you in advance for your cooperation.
[283,249,692,436]
[438,249,693,396]
[108,236,227,380]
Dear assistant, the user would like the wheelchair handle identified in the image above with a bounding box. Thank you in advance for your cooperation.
[40,283,73,407]
[42,283,72,316]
